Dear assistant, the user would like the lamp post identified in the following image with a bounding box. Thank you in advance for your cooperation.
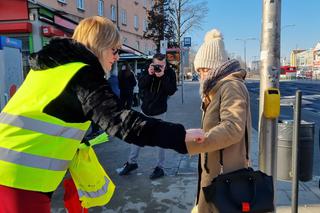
[281,24,295,65]
[236,38,257,70]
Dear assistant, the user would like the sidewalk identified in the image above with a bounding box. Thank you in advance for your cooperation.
[51,81,320,212]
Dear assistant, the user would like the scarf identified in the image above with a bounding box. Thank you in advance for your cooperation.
[200,59,244,99]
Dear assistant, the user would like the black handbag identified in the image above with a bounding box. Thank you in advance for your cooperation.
[202,129,275,213]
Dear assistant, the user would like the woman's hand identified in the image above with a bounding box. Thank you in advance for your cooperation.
[185,128,205,144]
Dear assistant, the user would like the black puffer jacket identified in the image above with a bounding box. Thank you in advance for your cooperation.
[139,64,177,116]
[28,38,187,154]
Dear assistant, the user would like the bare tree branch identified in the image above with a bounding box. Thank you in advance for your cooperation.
[169,0,208,46]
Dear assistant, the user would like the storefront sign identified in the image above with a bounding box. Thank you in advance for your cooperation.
[0,36,22,50]
[42,26,66,37]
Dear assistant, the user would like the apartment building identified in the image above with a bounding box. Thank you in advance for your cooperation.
[0,0,156,74]
[37,0,156,54]
[106,0,156,54]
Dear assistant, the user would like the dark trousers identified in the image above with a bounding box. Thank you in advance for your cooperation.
[120,90,134,110]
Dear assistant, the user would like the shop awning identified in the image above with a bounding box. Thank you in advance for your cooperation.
[0,22,32,34]
[119,44,151,61]
[120,44,145,55]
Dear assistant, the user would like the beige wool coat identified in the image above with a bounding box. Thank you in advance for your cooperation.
[187,70,252,213]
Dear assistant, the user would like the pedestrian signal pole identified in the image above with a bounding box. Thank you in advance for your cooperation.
[180,41,184,104]
[180,37,191,104]
[258,0,281,178]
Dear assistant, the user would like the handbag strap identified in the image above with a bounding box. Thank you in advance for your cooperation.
[219,91,250,173]
[219,127,249,172]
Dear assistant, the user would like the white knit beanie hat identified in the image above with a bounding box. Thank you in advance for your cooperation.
[194,29,228,71]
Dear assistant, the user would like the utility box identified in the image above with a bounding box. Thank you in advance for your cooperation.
[277,120,315,182]
[0,36,23,110]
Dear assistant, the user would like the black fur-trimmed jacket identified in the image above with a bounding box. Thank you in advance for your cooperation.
[28,38,187,154]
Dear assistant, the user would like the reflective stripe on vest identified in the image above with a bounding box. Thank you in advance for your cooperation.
[78,177,110,198]
[0,147,69,171]
[0,112,86,141]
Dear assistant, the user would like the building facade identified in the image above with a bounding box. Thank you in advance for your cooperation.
[290,42,320,79]
[0,0,156,75]
[290,49,305,67]
[105,0,156,55]
[313,43,320,79]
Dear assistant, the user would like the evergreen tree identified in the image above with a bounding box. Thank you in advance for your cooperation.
[144,0,176,52]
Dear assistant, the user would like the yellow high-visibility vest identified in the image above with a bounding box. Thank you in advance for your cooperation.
[70,145,115,208]
[0,62,114,203]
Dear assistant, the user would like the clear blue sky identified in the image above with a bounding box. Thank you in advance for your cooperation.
[188,0,320,65]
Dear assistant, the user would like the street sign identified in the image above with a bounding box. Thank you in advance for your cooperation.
[160,40,168,54]
[183,37,191,47]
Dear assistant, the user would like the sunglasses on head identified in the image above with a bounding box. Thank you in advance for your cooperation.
[112,48,120,55]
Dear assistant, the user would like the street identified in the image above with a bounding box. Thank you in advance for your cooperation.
[246,79,320,176]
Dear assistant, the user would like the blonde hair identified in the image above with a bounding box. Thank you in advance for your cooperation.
[72,16,121,58]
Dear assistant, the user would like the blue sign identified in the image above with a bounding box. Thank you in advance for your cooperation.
[0,36,22,50]
[183,37,191,47]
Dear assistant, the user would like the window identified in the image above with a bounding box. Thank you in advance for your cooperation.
[134,15,139,30]
[98,0,104,16]
[136,41,140,50]
[143,19,148,32]
[121,9,127,25]
[123,37,128,45]
[111,5,116,21]
[57,0,67,4]
[143,0,147,8]
[77,0,84,10]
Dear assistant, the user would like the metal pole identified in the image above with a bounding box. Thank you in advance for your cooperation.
[244,40,247,70]
[236,38,256,70]
[292,90,301,213]
[116,0,120,29]
[258,0,281,177]
[180,41,184,104]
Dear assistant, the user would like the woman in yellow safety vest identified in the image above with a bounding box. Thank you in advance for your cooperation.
[0,16,204,212]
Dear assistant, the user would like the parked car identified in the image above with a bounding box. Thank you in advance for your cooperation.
[296,71,306,79]
[192,73,199,81]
